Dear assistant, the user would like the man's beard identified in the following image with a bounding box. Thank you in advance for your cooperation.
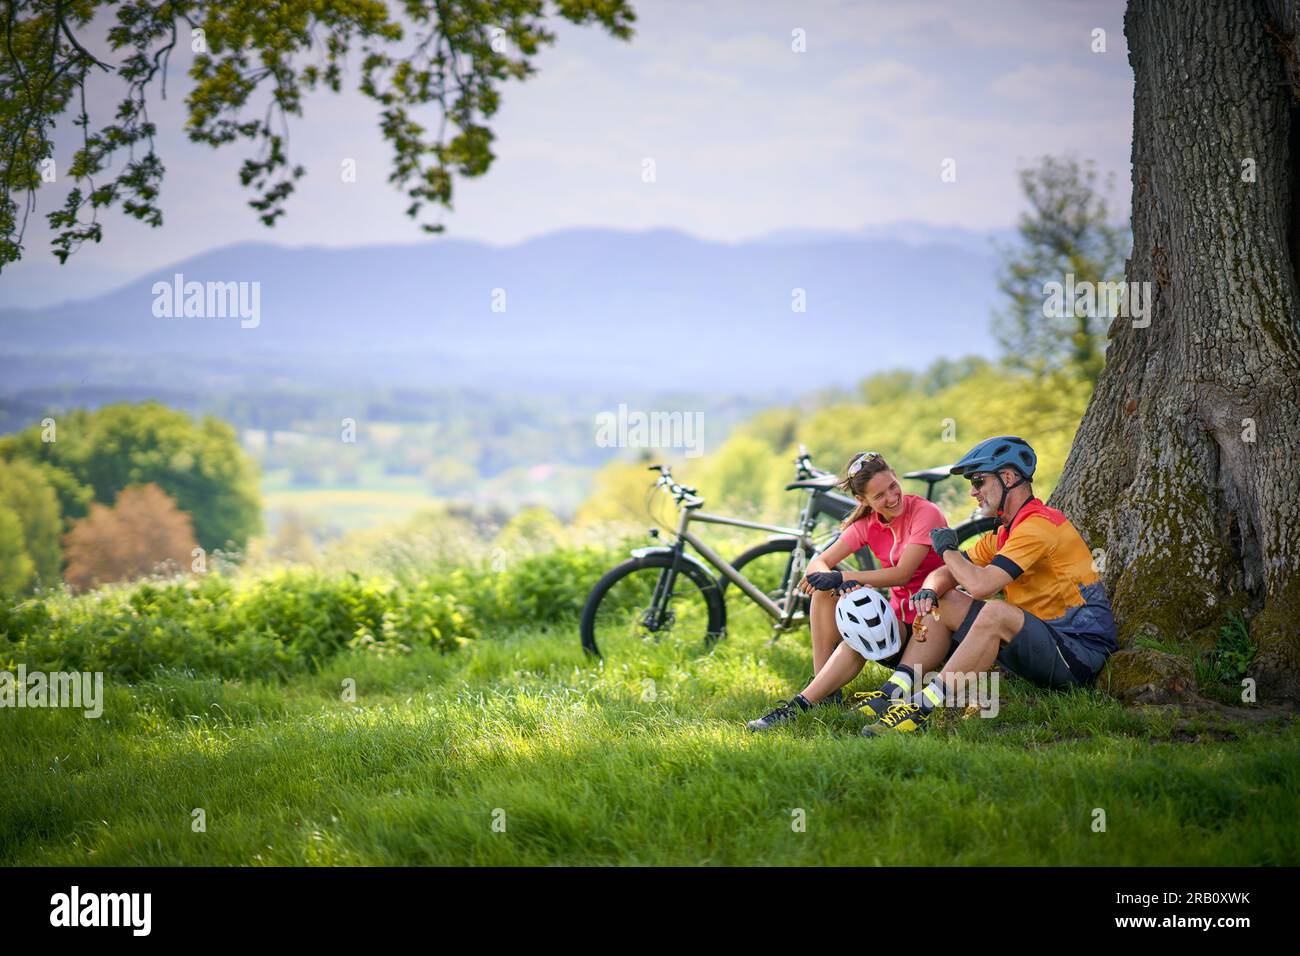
[975,496,998,518]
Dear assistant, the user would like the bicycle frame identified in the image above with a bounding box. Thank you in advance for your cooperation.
[674,507,809,620]
[645,471,845,631]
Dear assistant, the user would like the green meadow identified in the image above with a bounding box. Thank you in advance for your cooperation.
[4,615,1296,866]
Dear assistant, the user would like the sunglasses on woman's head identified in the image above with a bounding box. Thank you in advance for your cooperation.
[847,451,883,476]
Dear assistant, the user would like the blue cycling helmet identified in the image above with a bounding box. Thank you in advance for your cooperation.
[949,436,1037,480]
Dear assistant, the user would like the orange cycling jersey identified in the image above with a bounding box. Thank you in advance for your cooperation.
[966,498,1100,623]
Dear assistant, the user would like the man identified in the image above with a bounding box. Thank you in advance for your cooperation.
[862,435,1117,737]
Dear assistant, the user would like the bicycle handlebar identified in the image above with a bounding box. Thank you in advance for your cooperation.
[651,447,834,512]
[794,449,834,481]
[650,467,701,507]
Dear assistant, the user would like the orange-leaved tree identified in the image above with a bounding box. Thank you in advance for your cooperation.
[63,484,198,592]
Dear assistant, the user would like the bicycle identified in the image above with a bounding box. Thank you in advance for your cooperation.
[579,448,998,658]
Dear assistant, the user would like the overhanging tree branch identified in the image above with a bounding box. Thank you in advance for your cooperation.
[0,0,635,270]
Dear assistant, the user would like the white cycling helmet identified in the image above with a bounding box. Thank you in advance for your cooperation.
[835,588,902,661]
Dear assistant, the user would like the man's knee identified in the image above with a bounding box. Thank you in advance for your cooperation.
[940,595,1023,645]
[936,589,972,629]
[966,600,1022,643]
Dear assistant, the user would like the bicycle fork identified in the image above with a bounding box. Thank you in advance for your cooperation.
[642,548,681,633]
[636,508,698,637]
[765,499,819,642]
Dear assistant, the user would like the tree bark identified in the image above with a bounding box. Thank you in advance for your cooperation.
[1050,0,1300,701]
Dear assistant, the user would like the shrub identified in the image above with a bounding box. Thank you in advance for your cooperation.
[425,545,621,634]
[1204,611,1257,685]
[3,568,478,682]
[1,543,626,681]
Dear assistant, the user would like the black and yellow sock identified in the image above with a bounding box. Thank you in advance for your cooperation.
[915,678,947,715]
[883,663,918,697]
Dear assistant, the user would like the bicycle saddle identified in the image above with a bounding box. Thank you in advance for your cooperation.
[903,465,956,484]
[785,475,841,491]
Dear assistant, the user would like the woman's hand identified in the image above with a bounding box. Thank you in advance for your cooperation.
[805,570,863,594]
[805,570,844,591]
[798,558,830,595]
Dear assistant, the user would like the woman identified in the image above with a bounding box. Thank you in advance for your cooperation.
[746,451,949,731]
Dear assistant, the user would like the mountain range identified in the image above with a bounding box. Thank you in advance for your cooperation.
[0,224,1007,395]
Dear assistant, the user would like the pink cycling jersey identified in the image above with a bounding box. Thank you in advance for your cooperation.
[838,493,947,625]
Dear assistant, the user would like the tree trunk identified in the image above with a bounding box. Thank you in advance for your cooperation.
[1049,0,1300,702]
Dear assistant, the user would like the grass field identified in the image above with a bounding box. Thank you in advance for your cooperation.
[3,617,1297,866]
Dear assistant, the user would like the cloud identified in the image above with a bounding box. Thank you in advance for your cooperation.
[829,59,940,102]
[639,59,743,91]
[700,32,794,66]
[987,63,1129,116]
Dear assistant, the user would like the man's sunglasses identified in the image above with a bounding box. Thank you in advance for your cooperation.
[968,472,995,490]
[847,451,883,477]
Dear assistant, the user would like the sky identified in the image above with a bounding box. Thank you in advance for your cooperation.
[1,0,1133,308]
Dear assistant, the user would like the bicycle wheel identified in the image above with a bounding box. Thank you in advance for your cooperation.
[721,538,813,628]
[954,515,999,546]
[580,552,726,658]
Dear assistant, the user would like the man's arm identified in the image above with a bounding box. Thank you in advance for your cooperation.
[913,528,1007,616]
[921,564,957,596]
[930,520,1051,601]
[941,549,1012,599]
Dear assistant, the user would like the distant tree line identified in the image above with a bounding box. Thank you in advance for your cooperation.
[0,402,261,593]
